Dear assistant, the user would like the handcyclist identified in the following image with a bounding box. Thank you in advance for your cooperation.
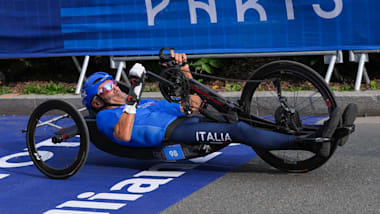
[81,51,356,157]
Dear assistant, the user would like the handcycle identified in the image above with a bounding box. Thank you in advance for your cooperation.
[25,49,356,179]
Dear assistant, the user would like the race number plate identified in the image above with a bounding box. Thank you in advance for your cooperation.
[163,144,185,160]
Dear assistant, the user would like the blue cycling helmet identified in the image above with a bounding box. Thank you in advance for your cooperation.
[81,72,113,111]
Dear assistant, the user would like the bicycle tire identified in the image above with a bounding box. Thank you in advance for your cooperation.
[240,60,338,173]
[26,100,89,179]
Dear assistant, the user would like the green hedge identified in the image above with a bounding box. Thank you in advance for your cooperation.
[1,53,380,84]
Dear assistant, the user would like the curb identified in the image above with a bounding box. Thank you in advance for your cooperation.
[1,91,380,116]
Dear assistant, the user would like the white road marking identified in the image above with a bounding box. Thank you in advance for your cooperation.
[0,174,10,179]
[189,152,222,163]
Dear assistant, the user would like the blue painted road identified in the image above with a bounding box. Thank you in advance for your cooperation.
[0,116,257,214]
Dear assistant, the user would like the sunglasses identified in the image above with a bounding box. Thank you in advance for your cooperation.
[97,80,117,95]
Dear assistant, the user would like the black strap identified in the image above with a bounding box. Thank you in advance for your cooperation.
[130,76,142,85]
[163,116,188,141]
[128,74,146,105]
[95,95,124,113]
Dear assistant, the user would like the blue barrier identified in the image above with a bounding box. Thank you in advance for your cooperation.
[1,0,380,58]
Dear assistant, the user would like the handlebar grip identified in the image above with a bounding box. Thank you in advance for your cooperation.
[159,47,174,56]
[159,47,177,67]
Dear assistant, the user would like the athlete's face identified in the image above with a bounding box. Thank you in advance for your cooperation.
[92,80,127,109]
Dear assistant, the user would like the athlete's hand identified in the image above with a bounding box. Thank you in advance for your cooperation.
[189,94,201,112]
[129,63,146,78]
[180,94,201,114]
[170,50,192,78]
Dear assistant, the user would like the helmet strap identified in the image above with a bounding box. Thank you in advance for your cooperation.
[93,95,123,112]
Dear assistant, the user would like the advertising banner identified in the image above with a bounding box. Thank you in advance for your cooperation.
[0,0,379,58]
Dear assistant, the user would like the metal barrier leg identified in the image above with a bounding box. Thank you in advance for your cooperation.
[71,56,82,74]
[115,61,125,81]
[75,56,90,95]
[363,67,370,84]
[110,57,131,87]
[324,55,337,83]
[324,51,342,84]
[115,61,131,88]
[121,70,130,85]
[354,54,366,91]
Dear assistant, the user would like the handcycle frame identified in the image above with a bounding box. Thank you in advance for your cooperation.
[25,54,355,179]
[81,66,326,160]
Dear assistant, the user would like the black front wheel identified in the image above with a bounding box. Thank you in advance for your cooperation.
[240,60,338,173]
[26,100,89,179]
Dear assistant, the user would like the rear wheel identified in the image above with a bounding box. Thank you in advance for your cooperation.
[240,61,338,172]
[26,100,89,179]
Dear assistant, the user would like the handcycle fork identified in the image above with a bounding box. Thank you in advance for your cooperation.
[274,78,295,114]
[273,78,304,134]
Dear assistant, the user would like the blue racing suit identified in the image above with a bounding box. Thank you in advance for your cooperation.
[96,99,184,147]
[96,99,297,149]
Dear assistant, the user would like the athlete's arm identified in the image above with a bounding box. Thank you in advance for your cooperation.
[112,63,146,142]
[113,112,135,142]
